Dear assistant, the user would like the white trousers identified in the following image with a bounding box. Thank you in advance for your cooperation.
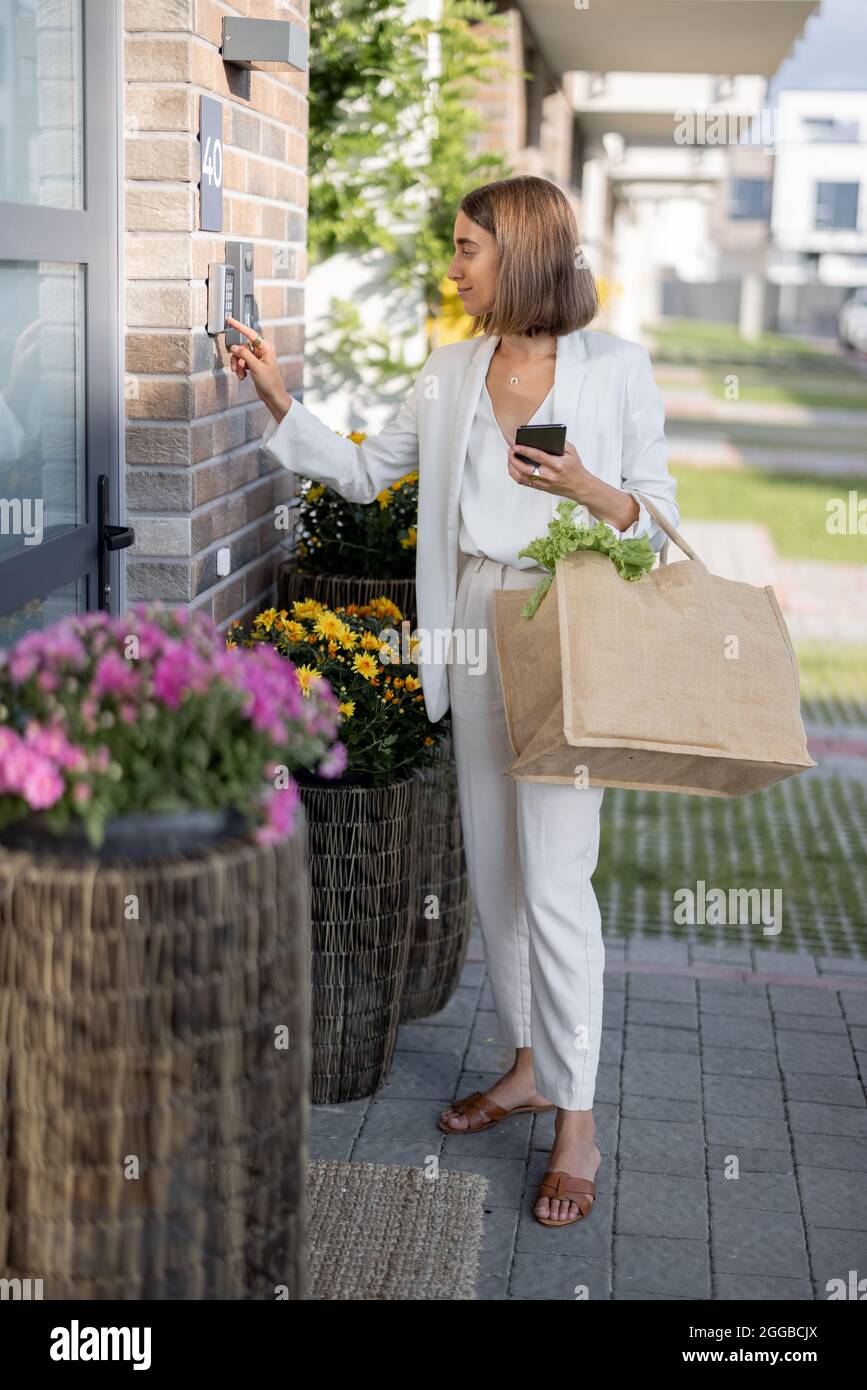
[446,553,606,1110]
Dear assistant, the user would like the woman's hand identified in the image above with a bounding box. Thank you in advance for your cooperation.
[225,317,292,423]
[506,439,590,502]
[507,440,640,533]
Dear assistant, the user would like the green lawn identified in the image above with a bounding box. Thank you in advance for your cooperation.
[650,317,863,371]
[595,773,867,957]
[672,465,867,565]
[796,641,867,726]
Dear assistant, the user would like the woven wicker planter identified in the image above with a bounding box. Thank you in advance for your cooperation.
[279,564,473,1027]
[0,828,310,1301]
[300,775,420,1104]
[402,732,473,1022]
[278,564,418,629]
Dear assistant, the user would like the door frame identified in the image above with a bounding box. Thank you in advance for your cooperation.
[0,0,123,618]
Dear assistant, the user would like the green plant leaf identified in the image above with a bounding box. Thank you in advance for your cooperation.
[518,504,657,619]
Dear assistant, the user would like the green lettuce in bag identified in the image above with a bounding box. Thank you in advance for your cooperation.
[518,500,657,619]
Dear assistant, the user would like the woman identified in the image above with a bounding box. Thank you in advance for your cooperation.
[228,175,679,1228]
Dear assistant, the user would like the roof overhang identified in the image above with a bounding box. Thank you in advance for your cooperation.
[526,1,821,78]
[575,109,758,139]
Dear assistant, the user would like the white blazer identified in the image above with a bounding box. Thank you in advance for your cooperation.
[261,328,679,724]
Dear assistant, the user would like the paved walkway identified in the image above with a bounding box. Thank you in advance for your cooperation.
[309,923,867,1300]
[667,435,867,476]
[661,388,867,433]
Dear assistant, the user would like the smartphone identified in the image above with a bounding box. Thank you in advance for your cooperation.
[514,423,567,464]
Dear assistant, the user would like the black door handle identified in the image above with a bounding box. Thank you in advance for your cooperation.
[105,524,135,552]
[98,475,135,610]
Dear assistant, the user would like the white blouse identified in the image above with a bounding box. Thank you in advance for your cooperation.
[458,379,558,569]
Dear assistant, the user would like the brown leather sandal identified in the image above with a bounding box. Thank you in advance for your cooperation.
[437,1089,554,1135]
[533,1171,596,1227]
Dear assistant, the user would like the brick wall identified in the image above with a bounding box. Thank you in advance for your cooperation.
[122,0,308,628]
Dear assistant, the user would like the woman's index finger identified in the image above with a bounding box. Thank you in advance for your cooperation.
[225,315,259,341]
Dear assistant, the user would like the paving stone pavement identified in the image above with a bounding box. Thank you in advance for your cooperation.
[308,923,867,1301]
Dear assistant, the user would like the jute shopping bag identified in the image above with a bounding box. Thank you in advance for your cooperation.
[491,494,815,797]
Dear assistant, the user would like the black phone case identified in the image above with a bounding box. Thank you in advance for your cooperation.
[514,423,567,460]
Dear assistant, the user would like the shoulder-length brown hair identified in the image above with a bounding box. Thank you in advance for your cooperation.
[458,175,598,338]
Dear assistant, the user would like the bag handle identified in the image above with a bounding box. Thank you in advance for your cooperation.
[626,491,706,569]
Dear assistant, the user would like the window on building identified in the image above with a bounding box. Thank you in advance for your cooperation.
[728,178,770,221]
[570,116,585,194]
[522,34,542,148]
[522,38,555,151]
[803,117,859,143]
[815,182,860,230]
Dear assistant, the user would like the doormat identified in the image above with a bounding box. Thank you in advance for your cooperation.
[306,1160,488,1300]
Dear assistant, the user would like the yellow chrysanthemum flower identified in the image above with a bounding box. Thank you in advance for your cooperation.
[360,631,381,650]
[285,620,307,641]
[338,700,355,719]
[292,599,325,619]
[295,665,322,697]
[314,611,346,640]
[400,526,417,549]
[376,489,392,510]
[405,675,421,691]
[306,484,326,502]
[352,653,379,681]
[255,607,278,631]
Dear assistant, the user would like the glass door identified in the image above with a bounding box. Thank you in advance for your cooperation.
[0,0,122,643]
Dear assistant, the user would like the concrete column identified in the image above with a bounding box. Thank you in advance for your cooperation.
[739,271,767,342]
[580,150,610,276]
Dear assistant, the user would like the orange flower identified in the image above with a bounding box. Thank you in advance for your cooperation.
[369,596,403,623]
